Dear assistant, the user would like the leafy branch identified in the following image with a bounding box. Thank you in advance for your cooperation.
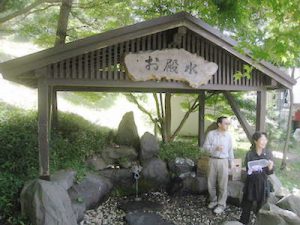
[0,0,60,24]
[234,64,253,81]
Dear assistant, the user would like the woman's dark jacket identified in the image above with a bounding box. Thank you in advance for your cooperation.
[243,148,274,203]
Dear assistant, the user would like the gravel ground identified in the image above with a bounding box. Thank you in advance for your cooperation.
[81,192,256,225]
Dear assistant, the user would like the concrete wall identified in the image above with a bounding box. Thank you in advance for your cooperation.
[170,95,199,136]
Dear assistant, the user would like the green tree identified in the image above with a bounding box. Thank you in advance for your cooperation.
[1,0,298,160]
[1,1,299,67]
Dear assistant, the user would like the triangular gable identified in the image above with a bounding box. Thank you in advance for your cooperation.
[0,12,296,89]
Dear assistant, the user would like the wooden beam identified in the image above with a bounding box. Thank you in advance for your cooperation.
[198,91,205,147]
[256,90,267,132]
[47,79,265,92]
[223,91,254,142]
[38,77,50,180]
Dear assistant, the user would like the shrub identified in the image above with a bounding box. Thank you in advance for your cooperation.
[159,141,205,161]
[0,102,112,224]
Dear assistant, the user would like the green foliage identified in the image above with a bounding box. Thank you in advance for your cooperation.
[159,141,204,161]
[0,101,112,224]
[50,112,111,173]
[234,65,253,81]
[0,0,29,15]
[2,0,299,67]
[0,103,38,224]
[0,104,39,179]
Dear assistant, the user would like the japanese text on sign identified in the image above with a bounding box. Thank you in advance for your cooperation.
[124,49,218,88]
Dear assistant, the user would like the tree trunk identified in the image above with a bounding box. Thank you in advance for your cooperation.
[159,93,168,142]
[165,93,172,142]
[153,93,164,140]
[55,0,73,46]
[281,68,295,170]
[51,0,72,127]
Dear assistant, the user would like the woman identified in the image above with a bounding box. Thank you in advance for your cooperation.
[239,132,274,225]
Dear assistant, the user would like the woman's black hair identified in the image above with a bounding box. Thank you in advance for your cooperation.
[250,131,268,150]
[252,131,268,141]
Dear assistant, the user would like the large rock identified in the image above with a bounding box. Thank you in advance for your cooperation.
[227,180,244,206]
[99,168,134,188]
[68,173,112,210]
[275,187,291,198]
[86,156,107,170]
[267,192,281,205]
[168,157,195,176]
[276,194,300,217]
[71,201,86,223]
[257,203,300,225]
[101,145,138,168]
[268,174,283,194]
[142,159,170,190]
[166,177,184,196]
[140,132,160,161]
[20,179,77,225]
[181,175,207,195]
[115,111,140,150]
[50,169,76,190]
[222,222,243,225]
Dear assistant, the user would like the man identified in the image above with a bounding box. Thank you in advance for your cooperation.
[203,116,234,214]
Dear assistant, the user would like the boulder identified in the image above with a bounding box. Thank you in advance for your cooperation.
[276,194,300,217]
[275,187,291,198]
[102,145,138,168]
[227,180,244,206]
[182,175,207,195]
[267,192,280,205]
[71,201,86,222]
[68,173,112,210]
[292,188,300,197]
[20,179,77,225]
[256,210,286,225]
[168,157,195,176]
[115,111,140,150]
[50,169,76,190]
[166,177,184,196]
[142,159,170,190]
[268,174,283,194]
[257,203,300,225]
[86,156,107,170]
[140,132,160,161]
[167,175,208,196]
[99,168,134,188]
[222,222,243,225]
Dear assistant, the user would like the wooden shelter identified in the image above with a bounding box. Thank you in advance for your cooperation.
[0,12,296,179]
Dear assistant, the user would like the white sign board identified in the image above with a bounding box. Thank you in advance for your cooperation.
[124,49,218,88]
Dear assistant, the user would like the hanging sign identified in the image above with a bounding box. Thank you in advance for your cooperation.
[124,48,218,88]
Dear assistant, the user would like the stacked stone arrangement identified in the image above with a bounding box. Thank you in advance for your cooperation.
[20,111,299,225]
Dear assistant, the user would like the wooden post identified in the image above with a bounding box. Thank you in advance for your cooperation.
[165,93,172,141]
[198,91,205,147]
[256,90,267,132]
[52,88,58,127]
[38,77,50,180]
[48,86,53,137]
